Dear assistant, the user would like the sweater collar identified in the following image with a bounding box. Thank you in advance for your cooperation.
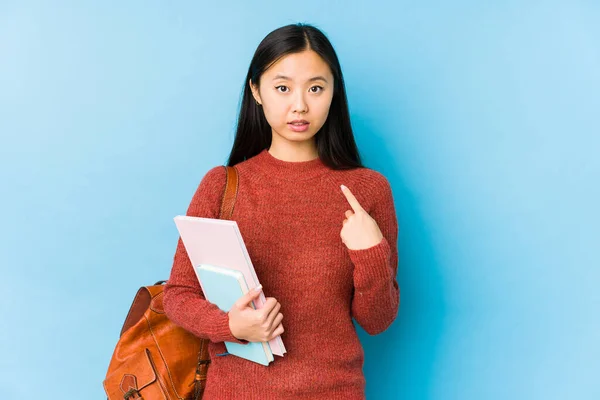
[251,148,330,181]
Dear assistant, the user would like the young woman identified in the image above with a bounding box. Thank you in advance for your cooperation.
[164,23,400,399]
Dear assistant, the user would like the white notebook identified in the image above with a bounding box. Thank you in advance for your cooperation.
[174,215,287,357]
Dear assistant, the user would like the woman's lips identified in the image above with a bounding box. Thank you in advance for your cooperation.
[287,122,310,132]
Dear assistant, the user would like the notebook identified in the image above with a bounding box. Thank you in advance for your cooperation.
[193,264,274,366]
[174,215,287,357]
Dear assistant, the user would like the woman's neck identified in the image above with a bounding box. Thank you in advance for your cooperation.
[267,139,318,162]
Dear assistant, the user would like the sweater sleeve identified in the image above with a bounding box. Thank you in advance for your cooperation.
[163,166,248,344]
[346,175,400,335]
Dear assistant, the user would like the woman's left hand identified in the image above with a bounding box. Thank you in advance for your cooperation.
[340,184,384,250]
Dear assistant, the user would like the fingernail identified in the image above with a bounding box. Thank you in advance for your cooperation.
[254,284,263,292]
[340,184,346,191]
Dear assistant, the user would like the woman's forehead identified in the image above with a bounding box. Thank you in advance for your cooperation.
[264,51,333,82]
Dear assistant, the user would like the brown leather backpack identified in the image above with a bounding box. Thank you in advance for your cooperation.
[103,166,239,400]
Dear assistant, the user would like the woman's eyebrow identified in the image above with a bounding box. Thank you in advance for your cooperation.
[272,74,328,83]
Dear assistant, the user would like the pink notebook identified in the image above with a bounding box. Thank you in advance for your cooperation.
[173,215,287,357]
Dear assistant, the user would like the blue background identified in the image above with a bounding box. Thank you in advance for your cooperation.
[1,1,598,399]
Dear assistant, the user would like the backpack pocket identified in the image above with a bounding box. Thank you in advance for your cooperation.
[103,348,168,400]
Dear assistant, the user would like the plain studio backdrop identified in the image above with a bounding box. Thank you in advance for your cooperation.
[1,1,598,399]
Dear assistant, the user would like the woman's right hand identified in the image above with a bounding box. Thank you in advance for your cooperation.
[228,285,284,342]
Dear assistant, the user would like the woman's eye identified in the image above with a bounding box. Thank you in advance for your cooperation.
[275,85,324,93]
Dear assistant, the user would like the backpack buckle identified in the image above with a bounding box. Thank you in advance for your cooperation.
[123,388,143,399]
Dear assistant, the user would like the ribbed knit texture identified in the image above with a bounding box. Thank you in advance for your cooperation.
[163,148,400,400]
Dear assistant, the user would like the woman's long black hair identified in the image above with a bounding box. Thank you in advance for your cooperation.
[226,23,364,170]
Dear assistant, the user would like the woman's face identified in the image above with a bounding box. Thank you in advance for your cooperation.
[250,50,335,148]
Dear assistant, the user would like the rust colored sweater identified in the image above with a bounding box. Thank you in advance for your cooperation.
[163,148,400,400]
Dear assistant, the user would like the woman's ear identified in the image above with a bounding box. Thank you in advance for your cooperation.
[249,79,262,105]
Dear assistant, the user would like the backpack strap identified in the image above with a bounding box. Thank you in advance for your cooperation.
[219,166,239,220]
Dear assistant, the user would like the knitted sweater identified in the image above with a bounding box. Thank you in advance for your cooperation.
[163,148,400,400]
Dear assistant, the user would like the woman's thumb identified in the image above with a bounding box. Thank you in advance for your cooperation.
[250,284,263,296]
[234,284,262,309]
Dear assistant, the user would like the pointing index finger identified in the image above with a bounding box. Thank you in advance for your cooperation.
[341,184,364,213]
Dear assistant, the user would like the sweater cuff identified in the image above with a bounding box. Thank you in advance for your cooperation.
[347,236,393,284]
[211,312,249,345]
